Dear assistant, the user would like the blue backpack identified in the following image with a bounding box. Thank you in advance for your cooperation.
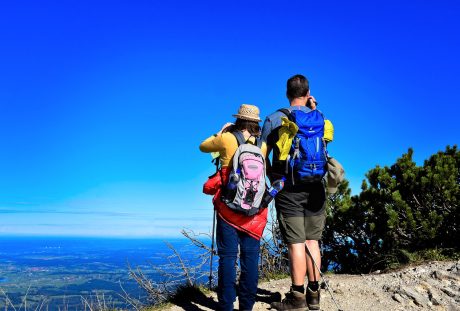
[279,108,327,184]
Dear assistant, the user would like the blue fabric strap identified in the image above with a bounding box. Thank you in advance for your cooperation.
[232,131,262,148]
[232,131,247,146]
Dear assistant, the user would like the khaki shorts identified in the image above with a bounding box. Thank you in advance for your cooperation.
[277,211,326,243]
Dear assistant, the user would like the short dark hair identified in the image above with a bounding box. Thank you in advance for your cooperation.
[227,118,261,137]
[286,74,309,100]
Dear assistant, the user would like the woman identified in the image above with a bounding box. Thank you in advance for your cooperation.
[199,104,268,311]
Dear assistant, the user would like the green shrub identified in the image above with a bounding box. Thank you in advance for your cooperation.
[322,145,459,273]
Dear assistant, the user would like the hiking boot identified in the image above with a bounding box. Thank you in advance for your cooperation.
[306,287,320,310]
[270,288,308,311]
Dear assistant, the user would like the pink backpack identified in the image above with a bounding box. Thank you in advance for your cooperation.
[221,131,266,216]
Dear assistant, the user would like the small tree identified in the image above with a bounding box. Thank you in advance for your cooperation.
[322,145,459,273]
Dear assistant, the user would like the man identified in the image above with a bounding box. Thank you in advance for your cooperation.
[262,74,332,310]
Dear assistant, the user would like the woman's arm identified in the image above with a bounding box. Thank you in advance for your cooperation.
[199,134,224,153]
[199,122,234,153]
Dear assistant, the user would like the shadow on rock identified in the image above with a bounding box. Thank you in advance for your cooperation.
[256,287,282,305]
[170,285,282,310]
[170,285,219,311]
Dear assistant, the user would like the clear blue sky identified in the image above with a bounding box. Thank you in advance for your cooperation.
[1,0,458,237]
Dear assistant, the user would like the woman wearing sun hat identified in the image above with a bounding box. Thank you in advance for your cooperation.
[200,104,268,311]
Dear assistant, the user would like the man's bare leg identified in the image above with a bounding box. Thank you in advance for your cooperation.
[270,243,308,310]
[305,240,320,281]
[305,240,321,310]
[287,243,307,285]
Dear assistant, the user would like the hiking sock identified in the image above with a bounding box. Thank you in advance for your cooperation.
[292,284,305,294]
[307,281,319,292]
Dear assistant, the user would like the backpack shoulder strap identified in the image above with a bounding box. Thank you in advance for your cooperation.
[255,137,263,148]
[232,131,263,148]
[231,131,247,146]
[277,108,291,117]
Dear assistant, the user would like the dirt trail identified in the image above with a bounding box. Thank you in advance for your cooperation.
[167,260,460,310]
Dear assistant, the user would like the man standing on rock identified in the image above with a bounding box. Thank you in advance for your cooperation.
[262,74,333,310]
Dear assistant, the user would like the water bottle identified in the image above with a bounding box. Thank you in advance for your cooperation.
[227,169,240,189]
[223,169,240,202]
[261,177,286,206]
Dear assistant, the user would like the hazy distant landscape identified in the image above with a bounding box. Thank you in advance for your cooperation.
[0,236,204,310]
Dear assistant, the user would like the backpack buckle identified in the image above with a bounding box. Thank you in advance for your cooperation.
[295,138,300,149]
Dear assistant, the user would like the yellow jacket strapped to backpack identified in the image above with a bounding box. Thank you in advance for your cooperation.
[276,117,334,161]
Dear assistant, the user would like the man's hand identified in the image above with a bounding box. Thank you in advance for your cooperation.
[307,96,317,110]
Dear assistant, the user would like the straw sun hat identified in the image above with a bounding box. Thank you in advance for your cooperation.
[232,104,262,122]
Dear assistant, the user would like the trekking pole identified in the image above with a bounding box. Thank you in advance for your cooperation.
[305,243,344,311]
[208,156,220,290]
[208,208,216,290]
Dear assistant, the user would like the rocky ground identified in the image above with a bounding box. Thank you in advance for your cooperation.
[166,260,460,310]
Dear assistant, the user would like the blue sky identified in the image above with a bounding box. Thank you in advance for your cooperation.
[0,0,459,237]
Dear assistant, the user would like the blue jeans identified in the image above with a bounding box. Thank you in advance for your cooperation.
[216,216,260,311]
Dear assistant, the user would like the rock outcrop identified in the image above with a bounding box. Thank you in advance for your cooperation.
[167,260,460,310]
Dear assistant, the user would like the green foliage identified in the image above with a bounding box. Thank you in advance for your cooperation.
[142,305,173,311]
[391,248,460,268]
[259,271,290,282]
[322,145,459,273]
